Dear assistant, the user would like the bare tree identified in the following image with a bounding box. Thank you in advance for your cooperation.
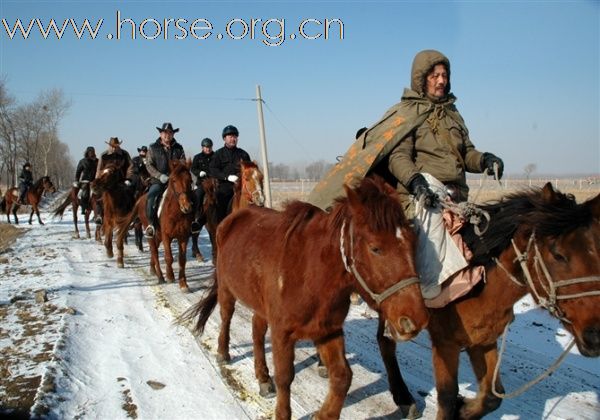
[305,160,333,181]
[0,79,18,186]
[524,163,536,180]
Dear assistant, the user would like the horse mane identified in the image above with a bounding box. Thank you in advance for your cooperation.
[463,184,593,266]
[32,176,48,189]
[282,176,408,243]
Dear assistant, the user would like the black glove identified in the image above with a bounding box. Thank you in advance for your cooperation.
[482,152,504,180]
[408,174,439,208]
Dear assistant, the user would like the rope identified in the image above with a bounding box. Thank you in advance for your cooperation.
[492,322,576,399]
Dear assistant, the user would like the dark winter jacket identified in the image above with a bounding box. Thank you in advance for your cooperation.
[209,146,250,181]
[75,157,98,182]
[146,138,186,184]
[191,152,214,186]
[19,169,33,186]
[96,148,135,181]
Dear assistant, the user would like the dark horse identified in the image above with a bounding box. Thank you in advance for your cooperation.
[91,162,136,267]
[1,176,56,224]
[377,183,600,420]
[191,160,265,263]
[118,159,194,292]
[182,176,430,419]
[53,183,99,239]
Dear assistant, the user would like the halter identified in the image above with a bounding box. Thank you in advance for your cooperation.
[491,230,600,399]
[242,172,264,205]
[494,231,600,324]
[339,220,420,306]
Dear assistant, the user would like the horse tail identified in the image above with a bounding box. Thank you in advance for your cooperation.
[116,195,143,245]
[52,192,72,219]
[177,270,219,335]
[0,196,5,213]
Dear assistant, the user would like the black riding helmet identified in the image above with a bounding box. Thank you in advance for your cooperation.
[201,137,213,148]
[222,125,239,138]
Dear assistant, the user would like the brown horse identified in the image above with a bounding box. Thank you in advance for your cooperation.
[190,177,219,262]
[378,183,600,419]
[91,162,136,267]
[182,176,429,419]
[1,176,56,224]
[118,159,194,291]
[191,160,265,262]
[53,182,99,239]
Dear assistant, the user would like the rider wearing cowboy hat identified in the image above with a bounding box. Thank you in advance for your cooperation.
[144,122,186,238]
[94,137,134,225]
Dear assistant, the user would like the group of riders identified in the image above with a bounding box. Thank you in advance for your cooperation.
[16,49,506,304]
[61,122,250,239]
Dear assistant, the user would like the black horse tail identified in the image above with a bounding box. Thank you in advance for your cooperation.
[116,195,144,245]
[52,191,73,219]
[177,270,219,336]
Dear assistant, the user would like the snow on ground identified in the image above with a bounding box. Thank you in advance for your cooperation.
[0,202,599,419]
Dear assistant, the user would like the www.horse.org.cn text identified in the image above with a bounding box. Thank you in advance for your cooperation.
[1,10,345,46]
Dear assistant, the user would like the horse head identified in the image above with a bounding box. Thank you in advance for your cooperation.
[92,162,124,194]
[239,160,265,207]
[470,183,600,357]
[338,176,428,341]
[41,176,57,193]
[168,159,193,214]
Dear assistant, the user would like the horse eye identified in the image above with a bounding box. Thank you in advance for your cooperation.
[550,243,568,263]
[369,246,381,255]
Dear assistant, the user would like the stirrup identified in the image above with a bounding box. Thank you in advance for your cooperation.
[191,221,201,234]
[145,225,155,238]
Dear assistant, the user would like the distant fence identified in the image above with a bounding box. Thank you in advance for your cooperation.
[270,177,600,208]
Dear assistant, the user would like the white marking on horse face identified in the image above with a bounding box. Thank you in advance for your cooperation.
[102,168,110,175]
[252,171,265,205]
[396,227,403,240]
[277,275,284,291]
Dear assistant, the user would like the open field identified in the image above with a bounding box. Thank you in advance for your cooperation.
[270,178,600,208]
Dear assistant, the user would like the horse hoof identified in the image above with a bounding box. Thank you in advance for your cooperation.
[216,354,231,365]
[399,403,421,419]
[166,277,175,283]
[258,380,276,398]
[117,262,124,268]
[72,233,80,239]
[180,286,191,293]
[195,254,204,262]
[157,277,165,284]
[317,365,329,378]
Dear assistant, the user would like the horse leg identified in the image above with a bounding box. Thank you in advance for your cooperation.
[134,222,143,252]
[104,223,114,258]
[163,238,175,283]
[29,206,34,224]
[216,287,236,364]
[116,225,125,268]
[73,204,80,239]
[460,344,503,419]
[252,314,275,397]
[177,238,190,292]
[376,316,420,418]
[431,341,461,420]
[149,239,164,283]
[271,330,296,420]
[12,204,18,225]
[191,232,204,262]
[35,205,43,225]
[84,210,91,239]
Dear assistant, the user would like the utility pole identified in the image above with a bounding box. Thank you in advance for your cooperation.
[255,85,272,208]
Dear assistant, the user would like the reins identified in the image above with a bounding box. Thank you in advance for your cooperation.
[339,220,419,306]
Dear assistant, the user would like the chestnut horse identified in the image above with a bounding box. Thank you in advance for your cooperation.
[1,176,56,224]
[182,176,429,419]
[118,159,194,292]
[191,160,265,262]
[91,162,136,267]
[378,183,600,419]
[53,182,98,239]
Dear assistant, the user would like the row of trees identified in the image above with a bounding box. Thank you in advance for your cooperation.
[269,160,335,181]
[0,80,73,190]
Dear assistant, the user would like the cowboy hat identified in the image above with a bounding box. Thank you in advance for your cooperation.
[137,145,148,152]
[106,137,123,146]
[156,122,180,133]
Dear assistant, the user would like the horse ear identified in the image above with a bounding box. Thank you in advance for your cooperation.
[586,192,600,221]
[541,182,556,203]
[344,182,367,221]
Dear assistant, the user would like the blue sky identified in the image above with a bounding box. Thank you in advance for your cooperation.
[0,0,598,176]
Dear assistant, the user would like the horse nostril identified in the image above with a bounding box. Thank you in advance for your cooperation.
[583,326,600,348]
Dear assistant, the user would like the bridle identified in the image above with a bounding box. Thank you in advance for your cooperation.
[339,220,420,306]
[241,171,265,206]
[492,230,600,399]
[494,231,600,324]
